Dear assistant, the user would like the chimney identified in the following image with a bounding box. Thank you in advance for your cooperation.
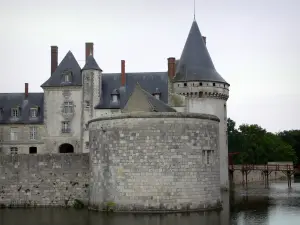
[202,36,206,45]
[121,60,126,86]
[25,83,29,98]
[51,46,58,75]
[85,42,94,61]
[167,57,176,79]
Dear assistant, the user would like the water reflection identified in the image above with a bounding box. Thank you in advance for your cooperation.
[0,180,300,225]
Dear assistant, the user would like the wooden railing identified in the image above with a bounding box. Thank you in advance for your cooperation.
[229,164,294,171]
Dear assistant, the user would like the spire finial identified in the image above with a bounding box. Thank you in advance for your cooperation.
[193,0,196,20]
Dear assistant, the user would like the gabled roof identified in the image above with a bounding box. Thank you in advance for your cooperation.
[82,54,102,71]
[0,93,44,124]
[95,72,169,109]
[41,51,82,87]
[174,20,228,84]
[122,83,176,113]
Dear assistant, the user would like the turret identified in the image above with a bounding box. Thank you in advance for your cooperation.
[171,20,230,190]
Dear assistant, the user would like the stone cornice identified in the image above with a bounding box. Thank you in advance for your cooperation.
[87,112,220,126]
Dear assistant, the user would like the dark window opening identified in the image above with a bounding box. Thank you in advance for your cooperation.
[200,83,202,86]
[199,92,203,97]
[29,147,37,154]
[213,83,215,86]
[184,83,187,87]
[59,143,74,153]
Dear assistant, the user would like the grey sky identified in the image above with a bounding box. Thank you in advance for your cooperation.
[0,0,299,132]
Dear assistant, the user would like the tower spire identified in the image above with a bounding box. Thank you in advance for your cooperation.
[193,0,196,20]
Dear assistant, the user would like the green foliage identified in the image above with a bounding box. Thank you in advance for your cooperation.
[227,118,298,164]
[277,130,300,164]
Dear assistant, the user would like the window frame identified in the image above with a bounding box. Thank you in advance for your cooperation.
[29,127,37,140]
[61,121,71,133]
[63,101,74,114]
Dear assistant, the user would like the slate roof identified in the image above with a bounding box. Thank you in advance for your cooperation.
[174,20,228,84]
[82,54,102,71]
[135,84,176,112]
[95,72,169,109]
[0,93,44,124]
[41,51,82,87]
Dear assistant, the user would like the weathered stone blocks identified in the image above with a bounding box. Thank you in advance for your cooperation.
[88,112,221,212]
[0,154,89,207]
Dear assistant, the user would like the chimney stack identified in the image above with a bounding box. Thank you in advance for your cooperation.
[85,42,94,61]
[25,83,29,98]
[51,46,58,75]
[167,57,176,79]
[202,36,206,45]
[121,60,126,86]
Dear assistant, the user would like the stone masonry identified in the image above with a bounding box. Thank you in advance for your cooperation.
[88,112,222,212]
[0,154,89,207]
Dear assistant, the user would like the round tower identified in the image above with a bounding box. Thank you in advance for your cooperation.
[172,20,230,190]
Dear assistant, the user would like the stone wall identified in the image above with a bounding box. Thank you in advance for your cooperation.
[88,112,221,212]
[0,154,89,207]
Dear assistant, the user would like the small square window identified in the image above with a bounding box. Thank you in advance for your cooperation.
[85,142,89,149]
[30,108,38,118]
[184,83,187,87]
[85,101,90,108]
[10,147,18,155]
[29,147,37,154]
[63,102,73,113]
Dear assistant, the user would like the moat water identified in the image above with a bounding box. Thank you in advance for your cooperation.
[1,179,300,225]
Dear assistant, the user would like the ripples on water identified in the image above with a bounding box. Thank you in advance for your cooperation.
[1,180,300,225]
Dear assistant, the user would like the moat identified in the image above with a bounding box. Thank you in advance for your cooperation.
[1,180,300,225]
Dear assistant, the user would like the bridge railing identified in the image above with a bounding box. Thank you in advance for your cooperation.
[229,164,294,171]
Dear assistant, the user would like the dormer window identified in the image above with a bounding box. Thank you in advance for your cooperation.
[30,108,38,118]
[11,108,20,118]
[153,88,161,100]
[64,74,70,82]
[62,71,72,83]
[111,89,120,103]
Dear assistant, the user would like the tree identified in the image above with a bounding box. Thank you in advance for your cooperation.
[278,130,300,164]
[227,118,297,164]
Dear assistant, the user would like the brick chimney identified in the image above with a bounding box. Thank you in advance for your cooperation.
[25,83,29,98]
[51,46,58,75]
[85,42,94,61]
[167,57,176,79]
[121,60,126,86]
[202,36,206,45]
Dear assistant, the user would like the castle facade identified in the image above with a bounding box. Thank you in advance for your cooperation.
[0,20,230,189]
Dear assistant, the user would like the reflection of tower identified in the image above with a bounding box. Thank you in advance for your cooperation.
[220,192,230,225]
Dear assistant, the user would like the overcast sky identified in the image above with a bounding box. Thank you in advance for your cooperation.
[0,0,299,132]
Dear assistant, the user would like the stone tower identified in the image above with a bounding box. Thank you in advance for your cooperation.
[81,43,102,153]
[172,20,230,190]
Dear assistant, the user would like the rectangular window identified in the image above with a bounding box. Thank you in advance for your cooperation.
[85,101,90,108]
[30,108,38,118]
[64,74,70,82]
[29,127,37,140]
[11,108,19,118]
[63,102,73,113]
[207,150,211,164]
[62,121,70,133]
[10,147,18,155]
[85,142,89,149]
[10,128,18,141]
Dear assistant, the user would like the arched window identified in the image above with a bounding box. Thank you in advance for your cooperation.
[59,143,74,153]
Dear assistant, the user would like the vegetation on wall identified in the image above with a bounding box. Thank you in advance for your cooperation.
[227,118,299,165]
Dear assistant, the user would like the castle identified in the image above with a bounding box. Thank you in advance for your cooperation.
[0,19,230,191]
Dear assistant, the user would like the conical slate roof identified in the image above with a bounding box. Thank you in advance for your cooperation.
[82,54,102,71]
[174,20,228,84]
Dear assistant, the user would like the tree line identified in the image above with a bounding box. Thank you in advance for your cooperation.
[227,118,300,165]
